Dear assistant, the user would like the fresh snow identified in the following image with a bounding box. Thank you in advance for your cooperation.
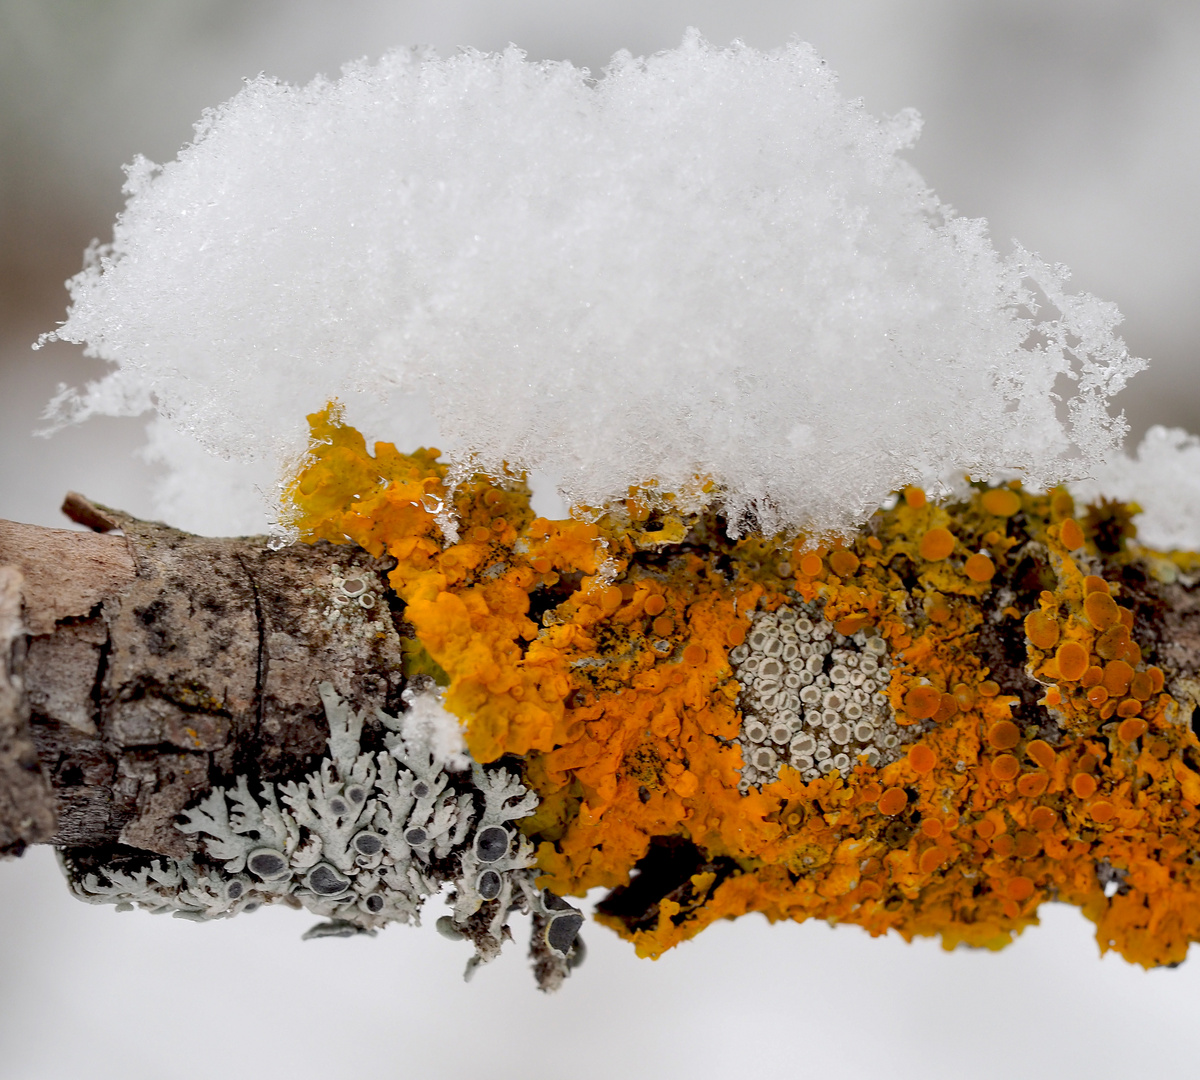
[43,32,1163,542]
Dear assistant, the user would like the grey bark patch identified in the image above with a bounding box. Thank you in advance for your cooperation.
[116,751,210,857]
[102,524,260,764]
[0,567,57,854]
[108,694,232,751]
[0,520,135,636]
[26,621,105,736]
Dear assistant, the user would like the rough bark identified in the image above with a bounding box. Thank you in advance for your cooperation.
[0,495,405,858]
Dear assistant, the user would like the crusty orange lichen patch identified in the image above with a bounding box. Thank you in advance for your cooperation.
[287,408,1200,969]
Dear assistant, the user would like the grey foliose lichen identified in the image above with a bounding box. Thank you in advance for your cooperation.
[59,681,584,989]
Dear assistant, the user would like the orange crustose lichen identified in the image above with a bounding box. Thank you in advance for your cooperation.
[286,405,1200,968]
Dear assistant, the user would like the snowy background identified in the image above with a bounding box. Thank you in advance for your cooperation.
[2,2,1200,1077]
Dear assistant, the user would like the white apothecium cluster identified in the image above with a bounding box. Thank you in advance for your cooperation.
[732,605,903,790]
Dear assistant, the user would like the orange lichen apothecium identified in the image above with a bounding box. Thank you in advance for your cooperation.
[287,405,1200,968]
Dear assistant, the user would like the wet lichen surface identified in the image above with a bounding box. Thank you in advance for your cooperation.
[288,406,1200,968]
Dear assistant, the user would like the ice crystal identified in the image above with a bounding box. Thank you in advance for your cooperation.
[42,31,1143,539]
[1073,426,1200,552]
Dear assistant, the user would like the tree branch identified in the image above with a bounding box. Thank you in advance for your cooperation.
[8,491,1200,868]
[8,485,1200,977]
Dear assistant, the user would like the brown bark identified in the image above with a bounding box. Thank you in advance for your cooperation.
[0,495,405,858]
[4,495,1200,866]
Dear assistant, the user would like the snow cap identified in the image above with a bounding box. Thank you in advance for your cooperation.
[45,31,1145,539]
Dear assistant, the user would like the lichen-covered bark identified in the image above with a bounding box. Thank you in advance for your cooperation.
[0,496,405,858]
[6,489,1200,973]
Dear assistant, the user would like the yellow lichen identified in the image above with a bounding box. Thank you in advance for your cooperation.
[286,406,1200,969]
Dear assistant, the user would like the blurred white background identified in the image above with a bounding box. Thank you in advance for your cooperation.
[2,2,1199,1077]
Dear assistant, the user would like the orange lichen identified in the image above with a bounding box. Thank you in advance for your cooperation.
[933,693,958,723]
[919,848,947,873]
[981,488,1021,517]
[1029,806,1057,831]
[1056,642,1090,682]
[1130,671,1154,701]
[904,686,942,721]
[1017,773,1048,798]
[1027,740,1057,769]
[286,405,1200,971]
[799,554,823,577]
[908,744,937,773]
[919,527,955,561]
[1023,611,1061,651]
[987,720,1021,750]
[878,788,908,816]
[964,553,996,582]
[990,755,1021,782]
[1118,718,1148,742]
[1084,590,1120,631]
[1060,518,1085,551]
[829,549,860,577]
[1103,660,1134,696]
[1007,877,1035,902]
